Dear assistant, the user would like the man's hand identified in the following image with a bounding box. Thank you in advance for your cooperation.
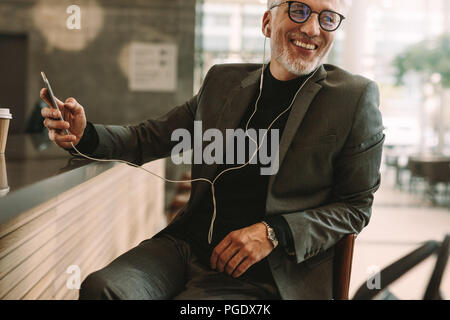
[40,88,87,150]
[210,222,274,278]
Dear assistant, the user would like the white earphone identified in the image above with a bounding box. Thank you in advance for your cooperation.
[68,29,319,245]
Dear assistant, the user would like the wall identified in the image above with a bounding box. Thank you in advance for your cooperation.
[0,0,196,127]
[0,0,197,208]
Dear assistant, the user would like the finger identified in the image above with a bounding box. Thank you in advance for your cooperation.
[225,250,247,276]
[216,245,240,273]
[231,257,254,278]
[210,236,232,270]
[48,129,55,141]
[49,129,76,150]
[48,128,63,142]
[40,88,52,106]
[41,107,61,120]
[54,132,77,144]
[40,88,65,109]
[44,118,70,131]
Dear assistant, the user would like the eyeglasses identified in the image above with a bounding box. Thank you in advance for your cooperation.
[270,1,346,32]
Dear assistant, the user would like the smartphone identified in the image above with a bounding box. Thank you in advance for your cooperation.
[41,71,70,135]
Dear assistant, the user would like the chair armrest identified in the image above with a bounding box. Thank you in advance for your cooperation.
[353,240,439,300]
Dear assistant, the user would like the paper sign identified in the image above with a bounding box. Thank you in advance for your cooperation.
[129,42,178,92]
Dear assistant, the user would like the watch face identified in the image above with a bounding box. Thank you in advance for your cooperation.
[268,229,276,240]
[267,228,278,247]
[262,221,278,247]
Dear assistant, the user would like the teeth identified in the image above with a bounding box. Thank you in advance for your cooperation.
[293,40,316,50]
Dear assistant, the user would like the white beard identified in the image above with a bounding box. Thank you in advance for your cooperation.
[276,47,319,76]
[271,33,332,76]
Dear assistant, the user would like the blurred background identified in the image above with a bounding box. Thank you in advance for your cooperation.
[0,0,448,299]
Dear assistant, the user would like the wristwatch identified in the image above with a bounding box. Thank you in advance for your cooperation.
[261,221,278,249]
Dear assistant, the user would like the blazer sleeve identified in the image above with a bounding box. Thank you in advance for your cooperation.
[86,66,216,165]
[281,81,385,264]
[91,97,197,165]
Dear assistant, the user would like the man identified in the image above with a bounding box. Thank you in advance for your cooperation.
[41,0,384,299]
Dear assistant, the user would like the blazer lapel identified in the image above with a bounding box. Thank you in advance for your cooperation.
[195,66,263,194]
[193,64,327,205]
[266,65,327,196]
[215,67,262,138]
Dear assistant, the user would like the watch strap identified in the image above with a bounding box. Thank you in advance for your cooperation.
[261,221,279,248]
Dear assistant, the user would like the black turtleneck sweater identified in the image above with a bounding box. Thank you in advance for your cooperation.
[74,65,309,284]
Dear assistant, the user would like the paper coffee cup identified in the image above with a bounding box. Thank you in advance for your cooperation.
[0,108,12,154]
[0,154,9,197]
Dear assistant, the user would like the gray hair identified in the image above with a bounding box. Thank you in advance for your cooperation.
[267,0,351,14]
[267,0,281,10]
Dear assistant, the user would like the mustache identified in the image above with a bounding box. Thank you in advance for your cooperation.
[286,31,321,46]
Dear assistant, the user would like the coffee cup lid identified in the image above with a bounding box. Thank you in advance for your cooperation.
[0,108,12,119]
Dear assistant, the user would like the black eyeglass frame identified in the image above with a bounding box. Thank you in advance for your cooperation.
[269,1,346,32]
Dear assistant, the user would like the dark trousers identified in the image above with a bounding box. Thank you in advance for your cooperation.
[78,234,280,300]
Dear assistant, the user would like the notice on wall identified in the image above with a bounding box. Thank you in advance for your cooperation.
[129,42,178,92]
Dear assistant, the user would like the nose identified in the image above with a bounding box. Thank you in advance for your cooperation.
[300,13,321,37]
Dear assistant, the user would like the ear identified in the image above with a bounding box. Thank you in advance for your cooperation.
[265,25,270,37]
[262,11,271,38]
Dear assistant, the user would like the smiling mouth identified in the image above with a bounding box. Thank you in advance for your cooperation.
[290,39,318,50]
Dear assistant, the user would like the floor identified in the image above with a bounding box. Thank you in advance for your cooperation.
[349,165,450,300]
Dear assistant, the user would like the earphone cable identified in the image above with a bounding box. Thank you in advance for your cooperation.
[67,36,319,245]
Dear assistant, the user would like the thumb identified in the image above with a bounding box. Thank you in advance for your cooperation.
[64,97,82,113]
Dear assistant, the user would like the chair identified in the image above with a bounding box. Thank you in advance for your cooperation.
[408,156,450,203]
[352,235,449,300]
[423,235,450,300]
[408,158,426,193]
[421,161,450,202]
[333,233,357,300]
